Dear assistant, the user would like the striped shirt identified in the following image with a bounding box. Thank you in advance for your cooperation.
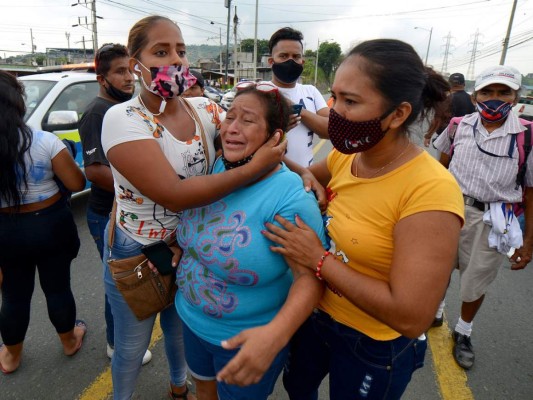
[433,112,533,203]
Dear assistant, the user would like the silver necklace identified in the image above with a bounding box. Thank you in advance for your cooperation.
[355,142,411,178]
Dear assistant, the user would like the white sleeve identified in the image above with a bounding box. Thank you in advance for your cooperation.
[42,130,66,159]
[101,101,156,156]
[311,86,328,111]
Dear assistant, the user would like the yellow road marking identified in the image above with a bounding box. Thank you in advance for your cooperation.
[313,139,327,155]
[77,316,164,400]
[427,315,474,400]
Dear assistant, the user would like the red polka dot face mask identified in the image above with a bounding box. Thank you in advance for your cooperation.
[328,108,391,153]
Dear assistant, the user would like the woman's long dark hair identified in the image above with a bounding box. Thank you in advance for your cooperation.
[0,71,33,209]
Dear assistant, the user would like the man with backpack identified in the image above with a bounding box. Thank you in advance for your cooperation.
[433,65,533,370]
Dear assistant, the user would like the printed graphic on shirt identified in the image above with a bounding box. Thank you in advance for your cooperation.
[179,139,207,177]
[201,101,224,130]
[118,185,144,205]
[126,106,164,138]
[177,201,259,319]
[324,187,349,263]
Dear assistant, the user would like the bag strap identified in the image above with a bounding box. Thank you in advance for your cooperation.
[182,98,210,171]
[108,198,118,248]
[516,120,533,189]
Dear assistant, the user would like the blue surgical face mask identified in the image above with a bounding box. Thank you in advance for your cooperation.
[476,99,514,123]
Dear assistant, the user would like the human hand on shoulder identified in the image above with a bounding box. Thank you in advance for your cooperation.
[262,214,325,270]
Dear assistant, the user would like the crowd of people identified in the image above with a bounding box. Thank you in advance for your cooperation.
[1,13,531,400]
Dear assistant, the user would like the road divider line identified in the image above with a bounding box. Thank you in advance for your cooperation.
[77,316,164,400]
[313,139,327,155]
[427,314,474,400]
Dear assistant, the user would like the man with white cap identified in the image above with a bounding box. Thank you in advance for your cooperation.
[433,65,533,370]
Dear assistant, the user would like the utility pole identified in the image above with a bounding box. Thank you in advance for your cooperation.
[233,6,239,83]
[72,0,102,57]
[219,27,223,73]
[225,0,231,86]
[500,0,517,65]
[81,36,87,59]
[441,32,452,75]
[91,0,98,54]
[253,0,258,81]
[30,28,35,64]
[65,32,71,62]
[466,29,481,81]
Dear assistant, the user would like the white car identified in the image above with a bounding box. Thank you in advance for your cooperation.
[203,86,222,103]
[20,69,99,194]
[514,96,533,121]
[220,86,237,110]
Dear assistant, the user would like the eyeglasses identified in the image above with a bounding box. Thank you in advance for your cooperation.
[235,80,279,93]
[234,81,285,130]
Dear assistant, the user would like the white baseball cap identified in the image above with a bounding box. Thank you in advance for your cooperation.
[474,65,521,91]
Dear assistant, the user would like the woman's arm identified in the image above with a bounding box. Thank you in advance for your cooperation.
[263,210,462,338]
[216,261,324,386]
[51,149,86,192]
[283,157,329,211]
[308,158,331,189]
[300,107,330,139]
[106,133,287,212]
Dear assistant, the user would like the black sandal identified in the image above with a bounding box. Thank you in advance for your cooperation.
[168,385,189,399]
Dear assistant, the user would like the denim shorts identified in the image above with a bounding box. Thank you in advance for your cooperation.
[182,322,289,400]
[283,309,427,400]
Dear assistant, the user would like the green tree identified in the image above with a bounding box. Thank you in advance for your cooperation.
[240,39,270,56]
[35,55,46,66]
[317,41,342,85]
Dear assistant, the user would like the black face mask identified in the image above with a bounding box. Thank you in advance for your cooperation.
[104,78,133,102]
[272,59,304,84]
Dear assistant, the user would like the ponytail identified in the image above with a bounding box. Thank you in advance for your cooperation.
[345,39,451,133]
[421,67,451,134]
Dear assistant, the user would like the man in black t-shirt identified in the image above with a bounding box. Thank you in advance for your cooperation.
[424,72,476,147]
[79,43,151,365]
[448,72,476,117]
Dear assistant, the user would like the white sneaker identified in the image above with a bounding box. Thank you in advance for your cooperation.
[106,344,153,366]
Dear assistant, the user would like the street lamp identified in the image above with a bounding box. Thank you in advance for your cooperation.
[314,37,333,86]
[414,26,433,65]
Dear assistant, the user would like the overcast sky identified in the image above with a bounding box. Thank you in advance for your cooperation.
[1,0,532,79]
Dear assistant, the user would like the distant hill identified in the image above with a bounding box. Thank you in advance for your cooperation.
[187,44,223,65]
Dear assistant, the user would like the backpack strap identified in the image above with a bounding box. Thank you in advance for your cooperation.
[447,116,464,159]
[516,119,533,189]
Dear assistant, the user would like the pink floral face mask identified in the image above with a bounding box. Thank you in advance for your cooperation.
[136,61,197,99]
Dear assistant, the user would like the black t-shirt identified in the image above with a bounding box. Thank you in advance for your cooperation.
[451,90,475,118]
[79,96,116,216]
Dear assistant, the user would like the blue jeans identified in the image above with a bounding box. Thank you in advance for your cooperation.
[103,224,187,400]
[182,322,288,400]
[283,309,427,400]
[86,207,114,346]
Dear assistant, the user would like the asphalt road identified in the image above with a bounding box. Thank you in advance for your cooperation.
[2,138,533,399]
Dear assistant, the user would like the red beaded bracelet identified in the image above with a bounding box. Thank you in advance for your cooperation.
[315,251,342,297]
[315,251,331,280]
